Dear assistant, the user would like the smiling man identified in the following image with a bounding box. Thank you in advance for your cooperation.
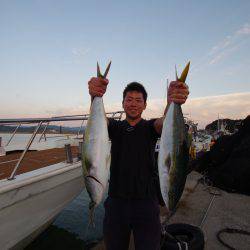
[88,78,189,250]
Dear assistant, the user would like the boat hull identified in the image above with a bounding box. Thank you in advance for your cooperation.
[0,161,84,250]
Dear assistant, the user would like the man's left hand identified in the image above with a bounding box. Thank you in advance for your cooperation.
[167,81,189,105]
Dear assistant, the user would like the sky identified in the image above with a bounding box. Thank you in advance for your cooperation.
[1,0,250,128]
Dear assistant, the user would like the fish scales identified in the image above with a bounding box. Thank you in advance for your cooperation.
[158,102,189,212]
[158,62,190,212]
[82,97,110,214]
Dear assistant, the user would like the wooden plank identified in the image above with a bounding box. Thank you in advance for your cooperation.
[0,146,79,180]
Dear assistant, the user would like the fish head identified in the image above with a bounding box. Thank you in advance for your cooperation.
[122,91,146,119]
[85,175,105,205]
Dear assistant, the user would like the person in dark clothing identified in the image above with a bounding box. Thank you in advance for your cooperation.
[88,76,189,250]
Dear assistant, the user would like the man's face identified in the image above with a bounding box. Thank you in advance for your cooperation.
[123,91,146,120]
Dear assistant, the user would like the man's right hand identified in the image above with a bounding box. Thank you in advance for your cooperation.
[88,77,109,97]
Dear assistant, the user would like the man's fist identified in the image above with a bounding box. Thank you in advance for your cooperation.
[167,81,189,105]
[88,77,109,97]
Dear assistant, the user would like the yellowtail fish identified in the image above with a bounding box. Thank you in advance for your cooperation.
[82,62,111,224]
[158,62,190,212]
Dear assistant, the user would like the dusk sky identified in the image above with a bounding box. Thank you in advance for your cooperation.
[1,0,250,128]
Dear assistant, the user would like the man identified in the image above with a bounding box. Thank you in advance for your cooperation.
[88,76,189,250]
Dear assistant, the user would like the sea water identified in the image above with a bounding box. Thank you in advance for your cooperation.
[25,191,106,249]
[0,133,72,146]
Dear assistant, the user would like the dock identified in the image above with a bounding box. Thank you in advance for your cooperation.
[93,172,250,249]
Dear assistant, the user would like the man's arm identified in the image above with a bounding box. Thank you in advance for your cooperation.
[154,81,189,135]
[154,103,170,135]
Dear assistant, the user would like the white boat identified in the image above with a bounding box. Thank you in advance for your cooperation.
[0,112,124,249]
[0,160,84,250]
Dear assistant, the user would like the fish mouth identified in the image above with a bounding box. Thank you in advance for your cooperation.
[86,175,104,189]
[85,175,105,205]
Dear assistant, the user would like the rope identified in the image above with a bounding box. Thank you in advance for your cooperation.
[198,174,250,250]
[197,173,222,228]
[216,228,250,250]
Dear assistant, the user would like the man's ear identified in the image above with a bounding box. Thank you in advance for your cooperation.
[122,100,124,109]
[144,102,147,110]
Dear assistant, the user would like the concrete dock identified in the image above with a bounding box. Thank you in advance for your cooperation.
[93,172,250,249]
[168,172,250,249]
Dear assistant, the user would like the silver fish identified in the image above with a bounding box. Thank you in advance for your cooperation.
[82,62,111,222]
[158,62,190,212]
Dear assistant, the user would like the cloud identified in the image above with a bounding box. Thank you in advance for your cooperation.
[87,92,250,129]
[192,23,250,74]
[1,93,249,129]
[143,92,250,129]
[72,48,90,57]
[63,47,90,64]
[208,43,239,65]
[236,23,250,35]
[209,36,232,55]
[208,23,250,65]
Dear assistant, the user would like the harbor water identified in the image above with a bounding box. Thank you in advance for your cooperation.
[26,190,106,250]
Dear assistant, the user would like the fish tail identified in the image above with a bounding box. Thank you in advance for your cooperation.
[179,61,190,83]
[175,62,190,82]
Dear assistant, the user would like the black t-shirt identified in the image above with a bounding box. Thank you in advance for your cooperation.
[108,118,160,199]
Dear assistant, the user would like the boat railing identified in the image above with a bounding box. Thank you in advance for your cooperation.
[0,111,125,180]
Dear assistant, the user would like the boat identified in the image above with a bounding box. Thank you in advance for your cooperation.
[0,112,124,249]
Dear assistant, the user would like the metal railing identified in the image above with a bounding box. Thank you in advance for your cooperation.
[0,111,125,180]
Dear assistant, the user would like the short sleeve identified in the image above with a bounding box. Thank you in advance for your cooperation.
[108,118,119,140]
[148,119,161,139]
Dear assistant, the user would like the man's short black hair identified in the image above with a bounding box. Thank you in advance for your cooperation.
[123,82,148,103]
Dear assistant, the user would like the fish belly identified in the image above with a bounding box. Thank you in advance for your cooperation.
[158,103,188,211]
[82,97,110,206]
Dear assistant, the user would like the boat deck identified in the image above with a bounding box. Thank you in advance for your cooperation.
[0,146,79,180]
